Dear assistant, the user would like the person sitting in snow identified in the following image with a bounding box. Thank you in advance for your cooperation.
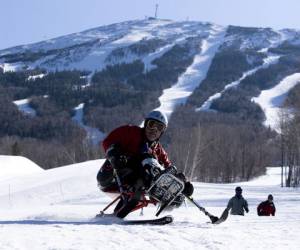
[257,194,276,216]
[226,186,249,216]
[97,110,194,218]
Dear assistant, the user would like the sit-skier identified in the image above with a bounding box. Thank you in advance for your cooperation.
[97,110,194,218]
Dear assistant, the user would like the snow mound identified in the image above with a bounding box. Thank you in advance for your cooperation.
[0,155,43,180]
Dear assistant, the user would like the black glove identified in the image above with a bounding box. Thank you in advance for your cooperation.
[141,156,163,178]
[106,144,127,170]
[182,182,194,197]
[245,207,249,213]
[174,172,194,197]
[175,172,187,182]
[163,165,177,175]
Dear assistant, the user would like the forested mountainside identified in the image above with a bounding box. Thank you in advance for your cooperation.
[1,19,300,183]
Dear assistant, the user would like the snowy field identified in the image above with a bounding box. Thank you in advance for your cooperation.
[0,156,299,250]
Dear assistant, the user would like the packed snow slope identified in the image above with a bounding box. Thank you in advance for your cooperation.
[0,156,299,250]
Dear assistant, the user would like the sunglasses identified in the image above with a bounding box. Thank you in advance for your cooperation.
[146,120,165,132]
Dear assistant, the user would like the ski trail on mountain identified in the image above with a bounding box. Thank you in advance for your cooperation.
[155,25,227,118]
[13,98,37,117]
[142,37,187,72]
[70,21,169,71]
[196,54,280,112]
[72,103,106,145]
[252,73,300,132]
[195,31,299,132]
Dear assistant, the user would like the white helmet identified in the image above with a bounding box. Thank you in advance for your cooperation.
[145,110,168,128]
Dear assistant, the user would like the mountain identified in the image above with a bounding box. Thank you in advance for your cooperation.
[1,18,300,177]
[0,156,299,250]
[1,19,300,119]
[0,19,217,72]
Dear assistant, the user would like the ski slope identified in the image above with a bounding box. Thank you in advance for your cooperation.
[196,55,280,112]
[72,103,105,145]
[13,99,37,117]
[0,156,299,250]
[156,25,226,118]
[252,73,300,132]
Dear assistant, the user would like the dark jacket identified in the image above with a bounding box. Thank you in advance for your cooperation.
[102,125,171,167]
[98,125,171,191]
[227,195,249,215]
[257,200,276,216]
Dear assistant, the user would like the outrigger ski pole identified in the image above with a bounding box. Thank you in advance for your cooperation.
[97,169,125,216]
[98,194,122,216]
[185,196,228,224]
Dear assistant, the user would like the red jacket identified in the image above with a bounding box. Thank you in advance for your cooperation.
[257,200,276,216]
[102,125,171,167]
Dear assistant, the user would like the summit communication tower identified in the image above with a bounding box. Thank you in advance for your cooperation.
[155,4,158,18]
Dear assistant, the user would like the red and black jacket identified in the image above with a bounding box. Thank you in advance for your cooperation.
[102,125,171,168]
[257,200,276,216]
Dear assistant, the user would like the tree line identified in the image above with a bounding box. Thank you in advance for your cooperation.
[164,106,276,182]
[278,84,300,187]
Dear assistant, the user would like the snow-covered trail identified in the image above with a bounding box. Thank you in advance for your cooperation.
[252,73,300,132]
[0,156,299,250]
[156,25,226,118]
[71,20,172,72]
[13,98,37,117]
[72,103,106,145]
[142,37,187,72]
[196,55,280,112]
[194,30,300,132]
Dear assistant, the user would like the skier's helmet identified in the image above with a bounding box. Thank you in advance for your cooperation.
[145,110,168,128]
[235,186,242,192]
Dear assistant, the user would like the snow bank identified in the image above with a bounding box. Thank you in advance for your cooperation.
[0,155,43,180]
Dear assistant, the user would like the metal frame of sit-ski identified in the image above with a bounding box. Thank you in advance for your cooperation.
[99,173,184,216]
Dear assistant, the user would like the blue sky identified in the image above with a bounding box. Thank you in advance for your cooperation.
[1,0,300,50]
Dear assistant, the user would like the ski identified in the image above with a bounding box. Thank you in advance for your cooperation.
[123,215,173,225]
[95,213,173,225]
[211,208,229,225]
[185,196,229,225]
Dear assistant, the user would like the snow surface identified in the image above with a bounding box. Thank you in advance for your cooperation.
[0,19,213,72]
[0,20,217,78]
[0,156,43,181]
[196,54,280,112]
[156,25,226,118]
[1,62,25,72]
[252,73,300,132]
[72,103,106,145]
[13,98,36,117]
[0,156,299,250]
[27,73,45,80]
